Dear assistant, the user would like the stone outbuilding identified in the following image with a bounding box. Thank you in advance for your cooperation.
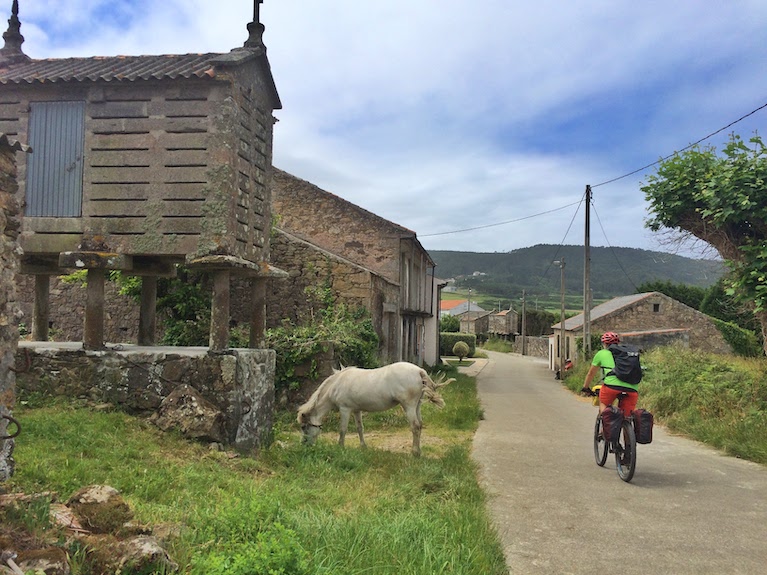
[488,308,518,339]
[459,311,492,338]
[549,291,733,372]
[0,0,285,351]
[270,169,440,365]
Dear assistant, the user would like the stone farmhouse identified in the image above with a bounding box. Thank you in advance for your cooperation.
[269,169,441,366]
[549,291,733,372]
[0,0,284,351]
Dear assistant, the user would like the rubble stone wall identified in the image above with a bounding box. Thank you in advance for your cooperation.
[14,345,275,452]
[0,142,21,481]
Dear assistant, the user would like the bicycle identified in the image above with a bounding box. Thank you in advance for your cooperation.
[587,386,636,482]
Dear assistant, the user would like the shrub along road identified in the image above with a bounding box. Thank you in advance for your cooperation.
[471,350,767,575]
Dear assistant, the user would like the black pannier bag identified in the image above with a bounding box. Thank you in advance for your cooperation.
[601,406,624,443]
[632,409,654,444]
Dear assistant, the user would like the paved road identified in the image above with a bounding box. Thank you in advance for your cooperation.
[470,351,767,575]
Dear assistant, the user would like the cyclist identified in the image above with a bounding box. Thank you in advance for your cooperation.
[581,331,638,416]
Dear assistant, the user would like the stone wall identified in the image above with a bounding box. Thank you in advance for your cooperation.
[14,343,275,452]
[512,336,549,358]
[0,139,22,481]
[271,168,405,283]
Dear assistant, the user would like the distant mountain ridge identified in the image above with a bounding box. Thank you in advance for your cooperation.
[430,244,724,300]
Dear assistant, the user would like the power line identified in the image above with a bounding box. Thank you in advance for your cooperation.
[419,200,582,237]
[591,197,639,292]
[592,100,767,188]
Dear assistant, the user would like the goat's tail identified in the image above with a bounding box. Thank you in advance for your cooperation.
[421,371,455,409]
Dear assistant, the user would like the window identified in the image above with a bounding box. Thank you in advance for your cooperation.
[26,101,85,217]
[653,303,660,313]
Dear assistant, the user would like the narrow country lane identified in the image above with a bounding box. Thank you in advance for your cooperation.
[471,350,767,575]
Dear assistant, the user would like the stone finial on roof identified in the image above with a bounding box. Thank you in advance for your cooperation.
[0,0,29,65]
[244,0,265,49]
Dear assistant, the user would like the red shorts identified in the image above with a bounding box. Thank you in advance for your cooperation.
[599,385,638,417]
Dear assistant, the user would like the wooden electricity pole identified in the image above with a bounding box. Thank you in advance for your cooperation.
[584,185,592,359]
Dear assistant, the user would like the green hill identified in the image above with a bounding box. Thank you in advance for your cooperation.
[431,244,723,302]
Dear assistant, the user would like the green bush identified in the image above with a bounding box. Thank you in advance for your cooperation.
[440,314,460,332]
[712,318,763,357]
[440,333,476,357]
[452,341,470,361]
[265,287,379,394]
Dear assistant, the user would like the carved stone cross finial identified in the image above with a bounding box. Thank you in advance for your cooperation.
[244,0,266,49]
[1,0,30,64]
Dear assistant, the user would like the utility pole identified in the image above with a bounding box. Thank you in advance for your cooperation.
[584,185,592,359]
[520,290,527,356]
[553,258,566,378]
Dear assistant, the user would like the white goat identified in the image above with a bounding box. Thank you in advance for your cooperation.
[296,362,454,457]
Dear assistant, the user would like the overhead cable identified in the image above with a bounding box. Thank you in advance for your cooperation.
[591,198,639,292]
[592,100,767,188]
[420,200,582,237]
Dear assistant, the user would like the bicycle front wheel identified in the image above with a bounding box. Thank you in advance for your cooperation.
[594,414,608,467]
[615,419,637,482]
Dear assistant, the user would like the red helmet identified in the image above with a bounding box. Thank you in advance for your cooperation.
[601,332,620,345]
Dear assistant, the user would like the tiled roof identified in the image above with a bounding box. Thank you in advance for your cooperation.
[441,299,467,310]
[0,52,242,84]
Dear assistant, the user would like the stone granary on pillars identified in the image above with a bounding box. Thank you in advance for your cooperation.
[0,0,286,351]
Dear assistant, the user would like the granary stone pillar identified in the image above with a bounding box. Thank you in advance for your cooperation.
[0,134,29,482]
[84,268,106,350]
[249,278,267,348]
[210,269,231,351]
[138,276,158,346]
[58,251,133,350]
[32,273,50,341]
[187,255,288,351]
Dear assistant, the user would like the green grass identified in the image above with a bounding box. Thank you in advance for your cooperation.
[562,345,767,465]
[446,359,475,367]
[481,338,513,353]
[5,372,505,574]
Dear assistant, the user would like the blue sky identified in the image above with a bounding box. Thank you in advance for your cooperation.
[11,0,767,258]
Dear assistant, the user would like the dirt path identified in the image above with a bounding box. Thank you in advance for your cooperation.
[471,351,767,575]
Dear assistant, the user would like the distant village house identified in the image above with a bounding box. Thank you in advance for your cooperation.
[550,291,734,372]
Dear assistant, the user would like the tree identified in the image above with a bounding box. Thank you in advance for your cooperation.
[641,134,767,354]
[440,314,460,333]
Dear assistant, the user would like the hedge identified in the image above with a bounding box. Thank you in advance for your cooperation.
[440,332,477,357]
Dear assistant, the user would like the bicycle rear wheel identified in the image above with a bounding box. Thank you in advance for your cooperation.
[593,414,608,467]
[615,419,637,482]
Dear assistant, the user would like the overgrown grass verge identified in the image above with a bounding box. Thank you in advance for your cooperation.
[481,338,513,354]
[6,371,506,574]
[563,345,767,464]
